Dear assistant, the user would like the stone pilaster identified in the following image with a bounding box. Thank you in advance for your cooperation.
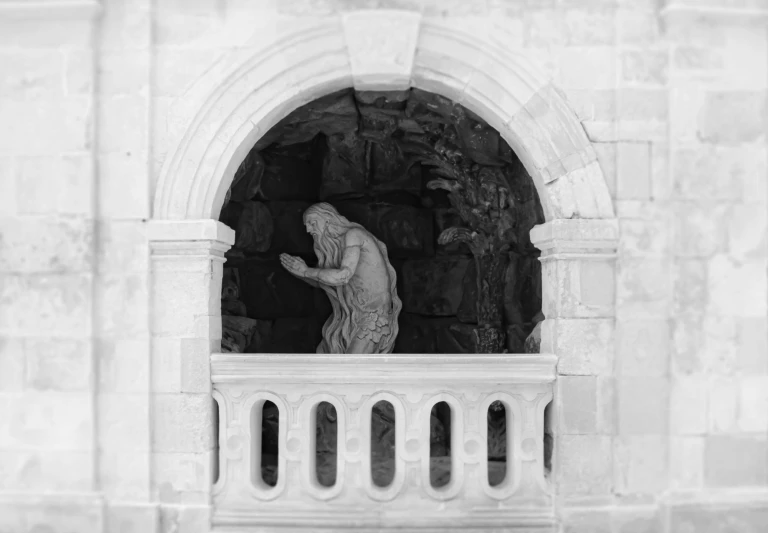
[148,219,234,532]
[531,219,619,507]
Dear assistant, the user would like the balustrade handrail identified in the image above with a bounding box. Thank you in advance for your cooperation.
[210,352,557,531]
[210,353,558,384]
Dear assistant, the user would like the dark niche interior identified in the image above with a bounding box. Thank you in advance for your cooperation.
[219,87,547,489]
[218,88,545,356]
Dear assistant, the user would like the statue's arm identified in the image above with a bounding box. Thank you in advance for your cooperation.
[305,231,363,287]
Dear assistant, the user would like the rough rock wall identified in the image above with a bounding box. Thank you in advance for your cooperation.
[217,88,545,354]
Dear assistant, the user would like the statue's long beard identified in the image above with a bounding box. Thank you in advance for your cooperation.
[313,231,342,269]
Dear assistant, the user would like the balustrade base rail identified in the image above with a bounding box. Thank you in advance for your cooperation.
[211,353,557,532]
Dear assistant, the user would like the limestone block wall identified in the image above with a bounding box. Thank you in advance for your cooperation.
[0,0,765,532]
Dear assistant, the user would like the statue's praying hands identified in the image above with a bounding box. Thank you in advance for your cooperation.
[279,253,308,278]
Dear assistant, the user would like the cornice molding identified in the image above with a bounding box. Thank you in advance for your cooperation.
[147,219,235,246]
[0,0,101,20]
[530,219,619,259]
[661,3,768,26]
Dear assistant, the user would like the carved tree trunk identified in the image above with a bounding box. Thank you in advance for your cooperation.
[473,251,508,353]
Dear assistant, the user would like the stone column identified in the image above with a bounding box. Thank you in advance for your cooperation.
[148,220,234,533]
[530,219,618,509]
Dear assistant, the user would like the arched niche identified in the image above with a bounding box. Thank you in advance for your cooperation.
[146,9,619,518]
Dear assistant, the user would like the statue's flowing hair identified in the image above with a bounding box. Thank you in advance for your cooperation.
[304,203,402,353]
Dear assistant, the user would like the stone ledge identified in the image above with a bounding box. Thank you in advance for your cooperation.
[148,220,235,246]
[661,3,768,26]
[0,0,100,20]
[530,219,619,258]
[211,353,558,385]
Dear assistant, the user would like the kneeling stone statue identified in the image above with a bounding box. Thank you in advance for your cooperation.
[280,203,402,354]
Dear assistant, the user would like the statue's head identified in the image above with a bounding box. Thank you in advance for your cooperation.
[303,202,348,241]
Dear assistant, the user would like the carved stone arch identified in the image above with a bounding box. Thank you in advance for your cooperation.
[152,10,615,223]
[147,10,620,522]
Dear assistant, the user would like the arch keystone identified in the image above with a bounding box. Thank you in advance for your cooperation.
[342,10,422,90]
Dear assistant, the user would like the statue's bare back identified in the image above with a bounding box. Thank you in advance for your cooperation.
[344,228,392,312]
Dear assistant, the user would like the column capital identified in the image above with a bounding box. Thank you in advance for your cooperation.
[530,219,618,260]
[148,219,234,266]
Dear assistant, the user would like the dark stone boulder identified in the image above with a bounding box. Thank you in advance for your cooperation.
[321,132,367,198]
[503,253,524,326]
[456,259,478,324]
[505,324,528,353]
[228,150,264,203]
[335,202,434,259]
[221,316,270,353]
[238,259,316,319]
[267,201,314,255]
[524,320,542,354]
[436,323,505,354]
[368,140,421,195]
[394,314,460,354]
[262,90,359,148]
[260,152,319,201]
[235,201,273,253]
[401,257,470,316]
[267,317,324,353]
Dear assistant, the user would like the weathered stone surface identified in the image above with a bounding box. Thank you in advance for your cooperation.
[394,314,460,354]
[617,377,669,435]
[705,435,768,488]
[505,324,527,353]
[369,140,421,194]
[261,90,358,148]
[558,435,612,495]
[669,501,768,533]
[524,320,542,354]
[698,91,767,145]
[359,106,400,140]
[221,267,247,316]
[267,201,314,255]
[320,132,366,198]
[455,115,503,166]
[267,317,323,353]
[260,151,319,201]
[616,142,651,200]
[435,323,503,354]
[25,338,91,391]
[614,435,668,494]
[228,150,264,203]
[401,257,469,316]
[558,376,598,435]
[456,259,478,323]
[617,319,670,377]
[237,259,315,319]
[234,201,273,253]
[221,316,269,353]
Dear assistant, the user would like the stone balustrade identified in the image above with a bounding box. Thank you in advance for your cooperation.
[210,353,556,530]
